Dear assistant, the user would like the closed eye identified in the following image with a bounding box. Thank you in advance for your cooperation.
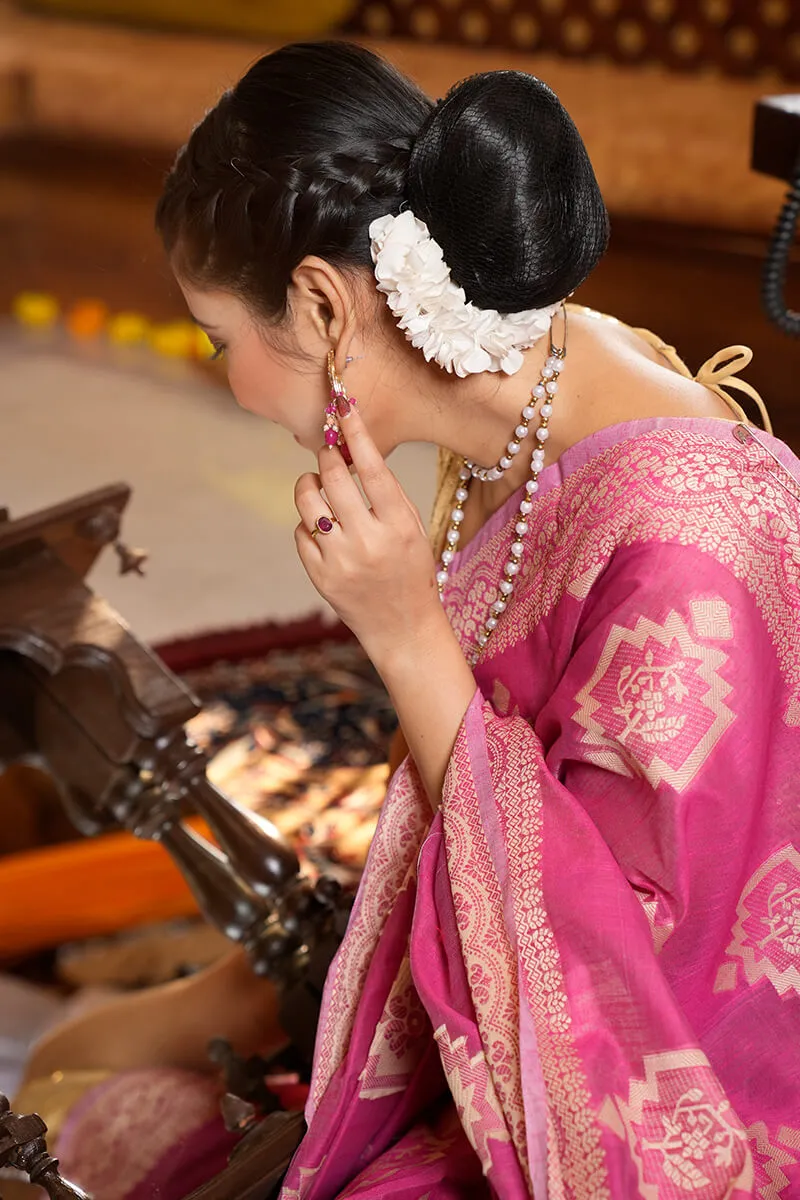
[210,344,226,361]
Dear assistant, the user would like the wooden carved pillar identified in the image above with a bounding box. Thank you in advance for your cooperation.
[0,487,356,1195]
[0,487,351,993]
[0,1093,90,1198]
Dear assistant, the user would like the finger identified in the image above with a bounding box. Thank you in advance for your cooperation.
[332,403,401,518]
[294,522,321,567]
[317,441,374,528]
[295,472,336,533]
[400,492,428,537]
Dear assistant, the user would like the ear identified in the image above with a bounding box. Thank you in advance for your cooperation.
[289,256,362,373]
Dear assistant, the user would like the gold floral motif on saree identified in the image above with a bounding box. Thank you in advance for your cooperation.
[358,954,430,1100]
[279,1160,326,1200]
[573,607,735,792]
[443,431,800,726]
[637,891,675,955]
[717,843,800,998]
[480,710,611,1199]
[432,1024,512,1174]
[442,750,531,1184]
[747,1121,799,1200]
[689,599,734,641]
[604,1050,752,1199]
[309,760,431,1114]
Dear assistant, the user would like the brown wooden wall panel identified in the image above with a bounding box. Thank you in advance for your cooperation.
[0,13,792,236]
[347,0,800,80]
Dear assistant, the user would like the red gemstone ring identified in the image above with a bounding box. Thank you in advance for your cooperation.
[310,515,337,540]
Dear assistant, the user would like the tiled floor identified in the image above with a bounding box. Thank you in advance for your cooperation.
[1,327,437,643]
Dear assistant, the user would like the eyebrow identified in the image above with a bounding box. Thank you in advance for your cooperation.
[190,315,219,332]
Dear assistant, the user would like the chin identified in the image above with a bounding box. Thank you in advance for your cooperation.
[233,396,262,417]
[293,433,320,455]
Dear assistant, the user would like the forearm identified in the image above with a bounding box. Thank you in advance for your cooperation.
[368,606,477,808]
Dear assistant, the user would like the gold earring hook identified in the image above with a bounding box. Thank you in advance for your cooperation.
[327,349,346,396]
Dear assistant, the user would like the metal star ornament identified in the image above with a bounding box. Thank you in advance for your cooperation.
[114,541,148,576]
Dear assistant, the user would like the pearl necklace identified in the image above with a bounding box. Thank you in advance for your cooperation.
[436,314,567,666]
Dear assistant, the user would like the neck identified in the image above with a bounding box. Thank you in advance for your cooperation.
[382,312,572,508]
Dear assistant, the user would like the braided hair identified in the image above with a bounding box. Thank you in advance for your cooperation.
[156,41,609,325]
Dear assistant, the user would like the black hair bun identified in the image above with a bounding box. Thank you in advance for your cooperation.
[407,71,609,313]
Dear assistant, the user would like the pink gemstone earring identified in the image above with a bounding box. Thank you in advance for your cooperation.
[325,350,356,464]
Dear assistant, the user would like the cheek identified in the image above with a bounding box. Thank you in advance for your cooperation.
[225,340,290,418]
[226,342,323,442]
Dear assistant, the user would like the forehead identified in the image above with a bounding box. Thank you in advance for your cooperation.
[177,280,249,329]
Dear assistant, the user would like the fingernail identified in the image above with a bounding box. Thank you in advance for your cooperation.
[336,395,350,419]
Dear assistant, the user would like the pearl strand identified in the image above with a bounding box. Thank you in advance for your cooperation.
[436,326,566,665]
[463,356,560,482]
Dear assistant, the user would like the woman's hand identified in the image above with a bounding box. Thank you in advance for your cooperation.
[294,405,442,668]
[294,406,477,807]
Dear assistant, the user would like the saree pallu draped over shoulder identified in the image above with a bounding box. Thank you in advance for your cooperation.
[280,416,800,1200]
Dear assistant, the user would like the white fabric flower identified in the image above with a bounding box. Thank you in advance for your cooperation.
[369,210,563,377]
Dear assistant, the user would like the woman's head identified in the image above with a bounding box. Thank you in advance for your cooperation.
[157,41,608,447]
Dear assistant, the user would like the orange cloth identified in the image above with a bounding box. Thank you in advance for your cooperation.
[0,821,210,957]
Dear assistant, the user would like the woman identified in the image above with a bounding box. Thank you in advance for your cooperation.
[154,39,800,1199]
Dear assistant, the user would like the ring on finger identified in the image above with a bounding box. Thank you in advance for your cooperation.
[309,514,338,540]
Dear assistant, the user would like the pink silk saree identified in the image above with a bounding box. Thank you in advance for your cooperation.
[281,416,800,1200]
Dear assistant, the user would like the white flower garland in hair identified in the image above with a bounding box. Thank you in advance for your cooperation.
[368,210,564,377]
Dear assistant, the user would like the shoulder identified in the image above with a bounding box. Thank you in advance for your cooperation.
[559,424,788,539]
[549,426,800,643]
[474,429,800,713]
[566,307,735,425]
[567,304,673,367]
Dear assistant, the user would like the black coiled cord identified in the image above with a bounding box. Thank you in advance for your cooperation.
[762,153,800,337]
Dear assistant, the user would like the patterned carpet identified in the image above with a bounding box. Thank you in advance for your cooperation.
[3,632,397,990]
[1,635,399,1103]
[181,636,397,887]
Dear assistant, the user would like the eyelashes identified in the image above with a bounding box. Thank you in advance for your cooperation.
[210,344,226,361]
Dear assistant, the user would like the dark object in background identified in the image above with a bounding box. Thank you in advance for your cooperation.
[0,487,364,1195]
[0,485,350,1005]
[752,95,800,337]
[0,1092,89,1197]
